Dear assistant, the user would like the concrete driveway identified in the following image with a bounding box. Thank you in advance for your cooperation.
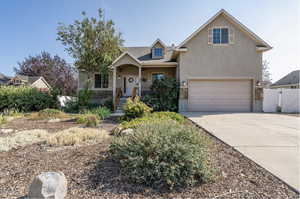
[182,112,300,191]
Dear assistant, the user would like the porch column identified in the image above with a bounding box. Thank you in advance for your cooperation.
[113,66,116,103]
[138,66,142,96]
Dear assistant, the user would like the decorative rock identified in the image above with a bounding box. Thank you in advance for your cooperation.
[48,119,61,123]
[121,128,134,135]
[28,172,67,199]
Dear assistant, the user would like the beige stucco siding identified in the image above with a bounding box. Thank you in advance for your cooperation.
[180,15,262,80]
[179,15,263,112]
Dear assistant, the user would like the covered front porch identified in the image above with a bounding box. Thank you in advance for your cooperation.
[111,52,177,109]
[112,64,176,103]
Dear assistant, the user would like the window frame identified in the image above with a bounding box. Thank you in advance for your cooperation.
[151,72,165,82]
[212,26,230,45]
[152,47,163,58]
[93,73,109,89]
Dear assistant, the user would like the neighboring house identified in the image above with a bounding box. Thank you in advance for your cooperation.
[78,9,272,112]
[8,75,51,91]
[270,70,300,89]
[0,73,11,85]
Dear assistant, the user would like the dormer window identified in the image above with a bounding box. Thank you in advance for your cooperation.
[151,39,166,59]
[154,48,163,57]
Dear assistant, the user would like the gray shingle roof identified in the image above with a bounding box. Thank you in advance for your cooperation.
[271,70,300,86]
[0,73,11,85]
[15,75,42,84]
[125,46,174,63]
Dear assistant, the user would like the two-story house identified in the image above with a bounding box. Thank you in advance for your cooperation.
[78,9,272,112]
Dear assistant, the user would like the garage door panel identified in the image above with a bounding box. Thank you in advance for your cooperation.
[188,80,252,112]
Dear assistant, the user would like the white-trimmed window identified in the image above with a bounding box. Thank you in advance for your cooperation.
[94,74,109,88]
[152,73,165,82]
[153,48,163,57]
[213,28,229,44]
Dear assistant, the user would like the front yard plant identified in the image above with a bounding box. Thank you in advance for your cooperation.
[115,112,185,135]
[47,127,109,146]
[27,108,68,120]
[83,107,111,120]
[76,114,100,127]
[0,129,48,152]
[123,96,152,120]
[142,78,179,112]
[110,120,213,189]
[0,86,58,112]
[0,114,7,126]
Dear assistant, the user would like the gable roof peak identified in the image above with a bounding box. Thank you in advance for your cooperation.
[177,9,272,50]
[111,51,141,67]
[150,38,167,49]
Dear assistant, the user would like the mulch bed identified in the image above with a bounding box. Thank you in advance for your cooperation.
[0,118,298,199]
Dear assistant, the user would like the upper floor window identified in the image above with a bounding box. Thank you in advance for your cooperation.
[213,28,229,44]
[153,48,163,57]
[95,74,108,88]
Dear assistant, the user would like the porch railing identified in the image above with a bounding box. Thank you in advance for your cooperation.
[114,88,122,111]
[132,87,138,98]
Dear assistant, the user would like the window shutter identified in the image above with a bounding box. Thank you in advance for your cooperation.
[229,28,234,44]
[208,28,213,44]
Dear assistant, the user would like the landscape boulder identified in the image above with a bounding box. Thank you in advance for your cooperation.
[28,172,67,199]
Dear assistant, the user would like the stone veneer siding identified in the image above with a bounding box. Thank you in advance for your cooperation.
[90,90,113,105]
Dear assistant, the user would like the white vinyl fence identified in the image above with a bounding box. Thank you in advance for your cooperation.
[263,88,300,113]
[58,96,77,107]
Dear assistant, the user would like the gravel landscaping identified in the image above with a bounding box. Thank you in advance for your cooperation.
[0,117,298,199]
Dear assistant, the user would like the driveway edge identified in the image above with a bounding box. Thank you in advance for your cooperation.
[183,115,300,194]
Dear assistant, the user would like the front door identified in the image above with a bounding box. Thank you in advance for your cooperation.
[124,76,138,96]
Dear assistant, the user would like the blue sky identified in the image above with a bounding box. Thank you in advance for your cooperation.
[0,0,299,81]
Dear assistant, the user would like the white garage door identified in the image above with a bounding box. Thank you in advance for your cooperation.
[188,80,252,112]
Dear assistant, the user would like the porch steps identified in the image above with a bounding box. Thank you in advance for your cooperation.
[114,97,127,113]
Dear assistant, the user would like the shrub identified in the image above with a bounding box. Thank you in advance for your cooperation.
[78,89,92,109]
[151,112,185,124]
[47,127,109,146]
[63,99,80,113]
[2,108,23,117]
[0,114,6,126]
[0,129,48,152]
[103,98,114,111]
[123,96,152,120]
[142,78,179,112]
[110,120,213,189]
[28,108,67,120]
[83,107,111,120]
[76,114,100,127]
[115,112,185,135]
[0,86,58,112]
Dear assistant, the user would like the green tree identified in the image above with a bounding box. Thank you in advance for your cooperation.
[57,9,123,86]
[262,60,272,83]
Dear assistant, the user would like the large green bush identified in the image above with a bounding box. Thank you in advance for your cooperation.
[123,96,152,120]
[110,120,213,189]
[142,78,179,112]
[78,89,92,109]
[0,86,58,112]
